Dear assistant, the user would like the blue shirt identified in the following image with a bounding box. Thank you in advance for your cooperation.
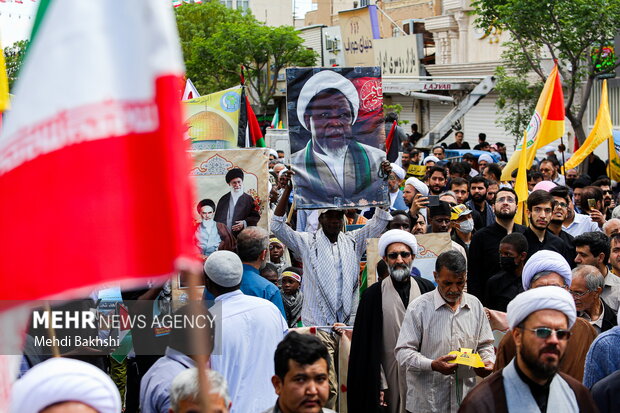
[139,347,195,413]
[204,264,286,318]
[583,326,620,388]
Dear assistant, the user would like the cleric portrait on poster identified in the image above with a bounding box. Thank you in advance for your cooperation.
[286,67,388,209]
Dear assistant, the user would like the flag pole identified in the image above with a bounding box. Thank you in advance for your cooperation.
[608,135,612,178]
[560,135,566,175]
[185,266,211,413]
[44,302,61,358]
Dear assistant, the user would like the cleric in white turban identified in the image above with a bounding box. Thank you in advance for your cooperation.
[507,286,577,329]
[422,155,440,166]
[378,229,418,257]
[390,163,406,181]
[404,177,429,197]
[348,229,435,413]
[521,249,572,290]
[10,357,121,413]
[290,69,386,208]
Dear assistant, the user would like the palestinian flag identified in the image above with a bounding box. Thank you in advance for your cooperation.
[385,120,398,162]
[0,0,197,307]
[237,87,265,147]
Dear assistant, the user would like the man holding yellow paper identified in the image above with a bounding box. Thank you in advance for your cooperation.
[395,250,495,413]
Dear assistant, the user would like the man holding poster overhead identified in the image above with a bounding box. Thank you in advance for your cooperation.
[288,68,387,209]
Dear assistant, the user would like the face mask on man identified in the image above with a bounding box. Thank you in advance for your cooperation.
[499,256,518,272]
[457,219,474,233]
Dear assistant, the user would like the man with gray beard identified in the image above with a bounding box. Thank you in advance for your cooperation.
[348,230,434,413]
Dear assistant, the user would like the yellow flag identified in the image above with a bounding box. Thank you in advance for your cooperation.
[0,40,10,112]
[514,131,530,225]
[608,132,620,182]
[564,80,612,170]
[501,64,565,181]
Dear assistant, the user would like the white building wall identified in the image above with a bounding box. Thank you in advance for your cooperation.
[0,0,38,46]
[250,0,293,27]
[462,94,518,158]
[297,25,325,66]
[322,25,345,67]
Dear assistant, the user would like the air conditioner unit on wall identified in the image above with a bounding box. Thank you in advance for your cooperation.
[326,38,335,51]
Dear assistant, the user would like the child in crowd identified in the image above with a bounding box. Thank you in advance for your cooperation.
[280,267,303,327]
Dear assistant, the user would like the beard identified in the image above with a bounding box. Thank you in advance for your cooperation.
[389,262,413,281]
[471,193,486,203]
[550,218,564,225]
[495,208,517,220]
[520,343,561,381]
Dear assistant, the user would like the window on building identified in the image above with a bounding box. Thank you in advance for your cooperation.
[237,0,249,10]
[220,0,233,8]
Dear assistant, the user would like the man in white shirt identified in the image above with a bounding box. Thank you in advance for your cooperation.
[395,250,495,413]
[573,231,620,311]
[560,186,600,237]
[206,250,289,413]
[273,168,392,407]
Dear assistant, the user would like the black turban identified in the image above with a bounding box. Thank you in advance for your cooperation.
[429,201,452,218]
[225,168,244,184]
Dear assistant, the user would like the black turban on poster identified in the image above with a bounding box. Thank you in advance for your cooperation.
[429,201,452,218]
[225,168,244,184]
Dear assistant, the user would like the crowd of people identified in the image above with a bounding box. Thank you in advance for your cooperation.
[10,129,620,413]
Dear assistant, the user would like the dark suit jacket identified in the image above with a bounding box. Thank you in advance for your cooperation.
[214,192,260,235]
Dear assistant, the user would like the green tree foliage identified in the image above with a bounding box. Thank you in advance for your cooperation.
[175,3,317,114]
[383,104,409,125]
[4,40,29,92]
[493,66,542,141]
[472,0,620,143]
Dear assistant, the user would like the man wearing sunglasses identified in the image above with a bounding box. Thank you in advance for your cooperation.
[494,250,597,382]
[459,286,597,413]
[348,230,434,413]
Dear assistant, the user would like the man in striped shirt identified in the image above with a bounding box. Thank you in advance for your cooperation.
[395,250,495,412]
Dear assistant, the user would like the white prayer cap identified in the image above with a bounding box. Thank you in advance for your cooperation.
[296,70,359,131]
[543,145,556,154]
[203,250,243,287]
[278,168,289,178]
[268,148,278,158]
[522,250,572,290]
[507,286,576,329]
[10,357,121,413]
[422,155,439,165]
[404,177,429,196]
[378,229,418,256]
[478,153,494,164]
[391,163,406,180]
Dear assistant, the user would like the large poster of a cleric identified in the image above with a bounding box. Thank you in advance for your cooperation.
[287,67,388,209]
[190,149,269,259]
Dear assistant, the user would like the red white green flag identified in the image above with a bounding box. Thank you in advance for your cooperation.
[0,0,197,307]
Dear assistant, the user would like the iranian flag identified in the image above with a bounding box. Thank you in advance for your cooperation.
[0,0,197,308]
